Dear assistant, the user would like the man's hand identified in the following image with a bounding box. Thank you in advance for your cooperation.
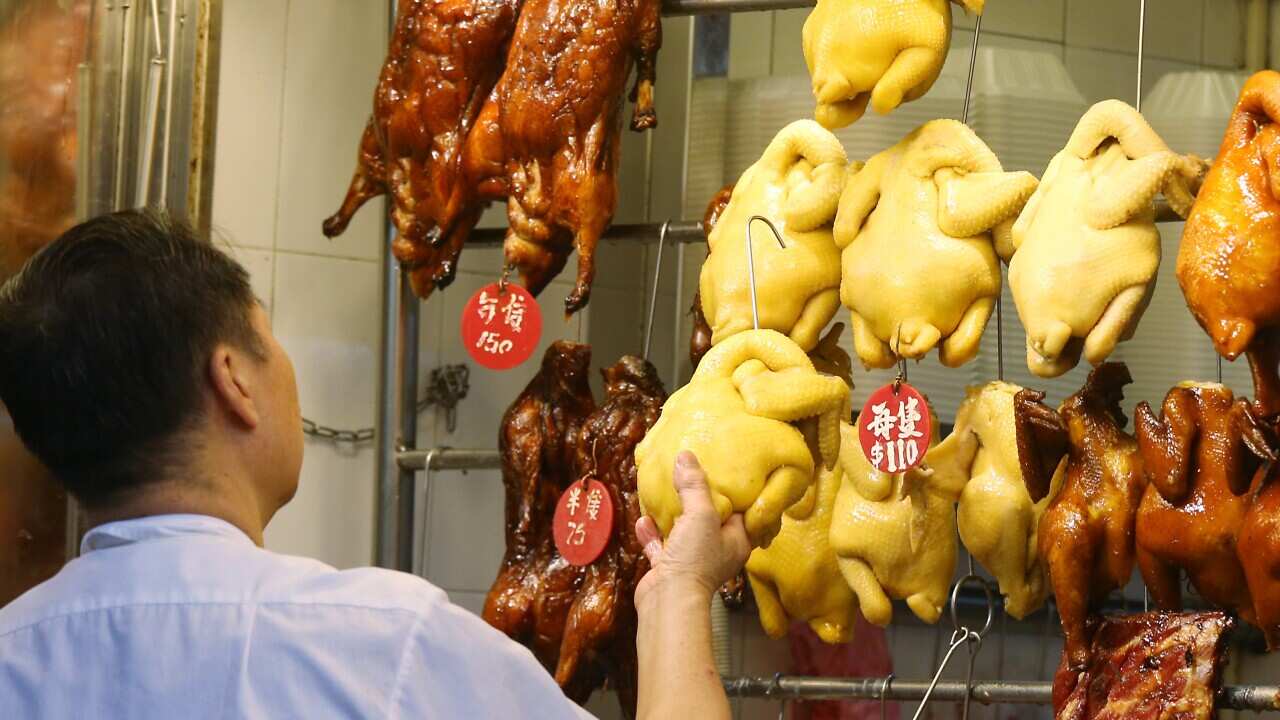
[634,451,751,611]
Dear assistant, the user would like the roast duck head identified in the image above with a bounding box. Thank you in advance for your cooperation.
[635,329,848,548]
[835,119,1037,369]
[1009,100,1205,378]
[802,0,985,129]
[699,120,847,354]
[1178,70,1280,416]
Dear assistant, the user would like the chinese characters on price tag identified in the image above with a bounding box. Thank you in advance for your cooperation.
[857,382,932,473]
[460,282,542,370]
[553,478,614,566]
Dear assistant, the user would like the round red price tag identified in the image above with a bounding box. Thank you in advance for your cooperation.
[460,282,542,371]
[553,479,614,566]
[858,382,932,473]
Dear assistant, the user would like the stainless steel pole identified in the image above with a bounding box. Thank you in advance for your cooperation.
[396,270,421,573]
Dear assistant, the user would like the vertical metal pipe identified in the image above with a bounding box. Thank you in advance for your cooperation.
[113,1,138,210]
[1246,0,1269,73]
[396,269,421,573]
[159,0,180,203]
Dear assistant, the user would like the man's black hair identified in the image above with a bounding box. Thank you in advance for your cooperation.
[0,208,264,507]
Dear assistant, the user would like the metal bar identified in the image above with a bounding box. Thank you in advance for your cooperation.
[398,448,502,472]
[661,0,812,15]
[723,677,1280,711]
[467,221,705,246]
[395,270,421,573]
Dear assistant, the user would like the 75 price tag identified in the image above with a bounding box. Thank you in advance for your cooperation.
[553,478,614,566]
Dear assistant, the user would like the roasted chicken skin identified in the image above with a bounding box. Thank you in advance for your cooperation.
[483,342,596,672]
[1017,363,1146,670]
[1134,383,1276,628]
[1240,463,1280,650]
[690,184,736,371]
[467,0,662,314]
[324,0,521,296]
[1178,70,1280,414]
[554,356,665,717]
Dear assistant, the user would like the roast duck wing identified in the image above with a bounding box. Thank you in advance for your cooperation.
[835,119,1036,368]
[0,0,88,278]
[483,342,596,673]
[1134,383,1277,631]
[636,329,847,547]
[829,405,967,626]
[698,120,847,353]
[946,382,1061,620]
[1178,70,1280,415]
[554,356,666,716]
[1240,442,1280,649]
[689,184,735,371]
[1015,363,1147,670]
[1009,100,1203,378]
[1052,612,1233,720]
[802,0,985,129]
[324,0,521,296]
[466,0,662,314]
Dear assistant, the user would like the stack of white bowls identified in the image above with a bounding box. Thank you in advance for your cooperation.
[1119,71,1252,407]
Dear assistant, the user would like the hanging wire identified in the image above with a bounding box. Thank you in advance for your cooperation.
[642,221,671,360]
[1135,0,1146,113]
[745,215,788,330]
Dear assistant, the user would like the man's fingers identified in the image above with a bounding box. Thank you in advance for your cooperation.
[720,514,752,570]
[635,516,664,567]
[672,451,717,518]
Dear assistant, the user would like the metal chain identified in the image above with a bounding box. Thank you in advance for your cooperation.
[302,364,470,444]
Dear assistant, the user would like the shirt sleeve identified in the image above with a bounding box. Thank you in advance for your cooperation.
[389,598,597,719]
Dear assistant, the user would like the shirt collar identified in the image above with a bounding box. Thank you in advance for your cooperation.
[81,514,254,555]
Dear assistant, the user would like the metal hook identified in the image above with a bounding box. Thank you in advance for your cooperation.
[912,627,977,720]
[945,574,995,720]
[642,220,671,361]
[745,215,787,331]
[1135,0,1147,112]
[497,264,514,295]
[765,672,786,719]
[879,673,895,720]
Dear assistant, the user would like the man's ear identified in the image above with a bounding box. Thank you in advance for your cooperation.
[208,345,260,429]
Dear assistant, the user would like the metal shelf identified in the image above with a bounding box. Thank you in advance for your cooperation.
[723,676,1280,711]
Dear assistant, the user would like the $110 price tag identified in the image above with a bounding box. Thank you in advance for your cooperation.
[553,478,614,566]
[460,282,542,371]
[857,382,932,473]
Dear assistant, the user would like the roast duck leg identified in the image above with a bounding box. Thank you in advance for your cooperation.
[323,0,522,296]
[465,0,662,314]
[483,342,596,673]
[1133,383,1277,629]
[1179,70,1280,415]
[554,356,666,717]
[1014,363,1147,670]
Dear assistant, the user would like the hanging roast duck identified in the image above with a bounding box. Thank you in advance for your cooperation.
[1009,100,1204,378]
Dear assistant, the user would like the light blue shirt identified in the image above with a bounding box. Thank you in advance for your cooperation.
[0,514,594,719]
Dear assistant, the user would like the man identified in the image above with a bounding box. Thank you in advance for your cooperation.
[0,209,750,718]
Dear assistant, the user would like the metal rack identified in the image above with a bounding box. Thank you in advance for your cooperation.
[373,0,1279,713]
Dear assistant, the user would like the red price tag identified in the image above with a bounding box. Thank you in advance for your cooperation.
[858,382,932,473]
[460,282,542,371]
[553,479,614,566]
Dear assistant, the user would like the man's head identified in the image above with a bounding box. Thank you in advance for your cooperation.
[0,209,302,528]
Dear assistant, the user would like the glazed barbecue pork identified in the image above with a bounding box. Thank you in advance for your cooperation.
[324,0,521,296]
[1052,612,1233,720]
[1016,363,1147,670]
[554,356,666,717]
[1178,70,1280,414]
[483,342,596,674]
[1134,383,1276,627]
[466,0,662,314]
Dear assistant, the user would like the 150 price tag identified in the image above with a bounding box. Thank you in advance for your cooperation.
[460,282,542,370]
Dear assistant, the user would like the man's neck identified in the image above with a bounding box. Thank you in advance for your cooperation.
[85,478,269,546]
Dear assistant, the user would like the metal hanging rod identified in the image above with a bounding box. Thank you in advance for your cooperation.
[722,676,1280,711]
[398,448,501,471]
[464,201,1184,248]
